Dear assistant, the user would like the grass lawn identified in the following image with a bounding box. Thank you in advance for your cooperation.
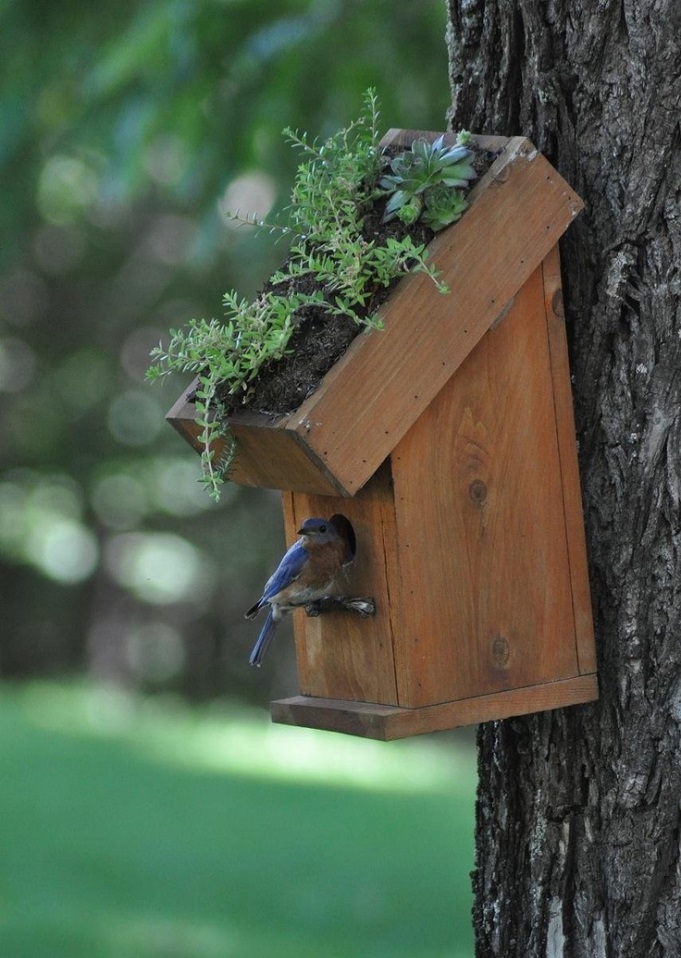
[0,682,476,958]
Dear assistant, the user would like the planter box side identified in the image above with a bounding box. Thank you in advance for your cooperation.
[166,132,585,502]
[166,393,345,495]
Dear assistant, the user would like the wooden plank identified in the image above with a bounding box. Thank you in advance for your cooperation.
[285,466,401,705]
[291,136,584,495]
[541,247,597,674]
[270,674,599,740]
[390,264,580,708]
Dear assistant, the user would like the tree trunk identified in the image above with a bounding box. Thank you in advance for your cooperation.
[445,2,681,955]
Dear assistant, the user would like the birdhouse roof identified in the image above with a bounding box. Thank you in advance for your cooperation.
[167,132,583,497]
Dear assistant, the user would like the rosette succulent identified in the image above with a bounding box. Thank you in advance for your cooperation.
[379,133,477,231]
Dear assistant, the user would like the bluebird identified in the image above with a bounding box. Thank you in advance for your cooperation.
[245,517,350,667]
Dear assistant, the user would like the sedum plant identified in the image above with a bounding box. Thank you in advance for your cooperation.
[148,92,477,500]
[148,289,324,496]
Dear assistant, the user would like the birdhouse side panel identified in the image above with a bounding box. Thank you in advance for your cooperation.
[283,465,401,705]
[391,262,580,709]
[541,247,596,674]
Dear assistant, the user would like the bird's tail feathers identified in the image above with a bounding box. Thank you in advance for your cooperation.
[244,600,262,620]
[248,609,276,667]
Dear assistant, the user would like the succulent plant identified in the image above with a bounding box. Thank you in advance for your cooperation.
[379,133,477,231]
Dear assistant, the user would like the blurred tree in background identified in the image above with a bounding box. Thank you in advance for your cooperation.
[0,0,450,704]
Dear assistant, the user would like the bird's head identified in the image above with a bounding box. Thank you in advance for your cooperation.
[297,516,356,564]
[297,517,336,541]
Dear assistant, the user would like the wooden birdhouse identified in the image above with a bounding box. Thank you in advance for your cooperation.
[167,131,597,740]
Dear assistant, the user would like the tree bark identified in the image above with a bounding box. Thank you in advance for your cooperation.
[446,2,681,955]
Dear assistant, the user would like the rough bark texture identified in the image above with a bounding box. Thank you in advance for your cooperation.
[446,2,681,955]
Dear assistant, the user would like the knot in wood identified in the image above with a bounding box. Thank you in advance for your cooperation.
[491,634,511,669]
[469,478,488,505]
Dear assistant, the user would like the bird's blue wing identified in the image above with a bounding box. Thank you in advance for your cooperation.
[244,539,308,619]
[261,539,307,600]
[246,540,308,662]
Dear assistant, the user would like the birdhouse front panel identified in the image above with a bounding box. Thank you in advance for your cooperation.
[274,248,596,736]
[389,259,581,709]
[282,465,402,707]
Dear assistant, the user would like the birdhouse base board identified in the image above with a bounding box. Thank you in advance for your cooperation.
[270,674,598,740]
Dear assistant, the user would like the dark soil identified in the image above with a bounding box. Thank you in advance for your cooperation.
[228,215,434,416]
[219,142,497,418]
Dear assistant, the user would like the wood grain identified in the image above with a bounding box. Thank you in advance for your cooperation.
[290,136,584,495]
[275,254,597,725]
[165,130,597,736]
[165,392,344,495]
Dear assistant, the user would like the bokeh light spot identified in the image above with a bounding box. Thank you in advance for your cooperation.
[0,338,36,392]
[125,622,186,683]
[0,475,96,584]
[27,518,99,584]
[38,155,99,225]
[107,389,164,446]
[150,457,217,516]
[92,473,149,530]
[105,532,215,604]
[221,171,276,229]
[143,134,189,187]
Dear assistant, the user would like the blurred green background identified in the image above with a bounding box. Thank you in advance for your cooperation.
[0,1,476,955]
[2,682,476,958]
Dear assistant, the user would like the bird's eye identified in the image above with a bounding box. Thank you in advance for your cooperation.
[319,524,327,533]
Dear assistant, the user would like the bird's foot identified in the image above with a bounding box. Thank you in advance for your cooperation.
[304,595,377,618]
